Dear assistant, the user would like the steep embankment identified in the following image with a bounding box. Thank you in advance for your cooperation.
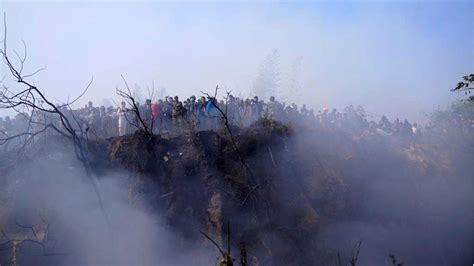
[109,120,344,265]
[1,119,472,265]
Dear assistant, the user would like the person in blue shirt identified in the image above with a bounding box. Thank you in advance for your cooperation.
[206,97,220,130]
[206,97,220,117]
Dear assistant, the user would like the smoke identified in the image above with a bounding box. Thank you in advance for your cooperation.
[294,121,474,265]
[0,1,472,265]
[319,171,474,265]
[1,102,473,265]
[0,138,213,265]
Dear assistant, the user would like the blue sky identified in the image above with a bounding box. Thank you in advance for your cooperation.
[1,1,473,122]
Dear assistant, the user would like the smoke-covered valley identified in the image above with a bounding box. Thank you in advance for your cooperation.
[1,102,473,265]
[1,1,474,266]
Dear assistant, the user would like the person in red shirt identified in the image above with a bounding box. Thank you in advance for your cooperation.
[151,101,159,120]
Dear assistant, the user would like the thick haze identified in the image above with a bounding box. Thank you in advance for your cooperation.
[1,1,473,122]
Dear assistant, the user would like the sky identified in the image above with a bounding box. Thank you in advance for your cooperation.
[1,1,473,122]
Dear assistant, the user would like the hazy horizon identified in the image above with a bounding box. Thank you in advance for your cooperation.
[1,1,473,123]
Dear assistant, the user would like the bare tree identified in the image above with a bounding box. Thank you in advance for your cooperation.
[200,221,234,266]
[0,13,110,226]
[253,49,281,100]
[334,241,362,266]
[452,73,474,102]
[146,80,156,102]
[200,86,259,208]
[116,75,153,137]
[0,217,66,264]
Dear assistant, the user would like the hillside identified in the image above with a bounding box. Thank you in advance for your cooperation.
[0,118,473,265]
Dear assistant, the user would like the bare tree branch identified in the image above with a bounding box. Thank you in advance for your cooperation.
[117,74,152,137]
[22,66,46,79]
[201,86,258,207]
[0,13,111,228]
[61,76,94,107]
[200,230,225,257]
[0,220,68,258]
[350,241,362,266]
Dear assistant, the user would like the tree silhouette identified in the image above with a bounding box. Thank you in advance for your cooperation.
[452,73,474,102]
[253,49,280,100]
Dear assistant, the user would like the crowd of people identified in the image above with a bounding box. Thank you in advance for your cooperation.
[0,94,426,143]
